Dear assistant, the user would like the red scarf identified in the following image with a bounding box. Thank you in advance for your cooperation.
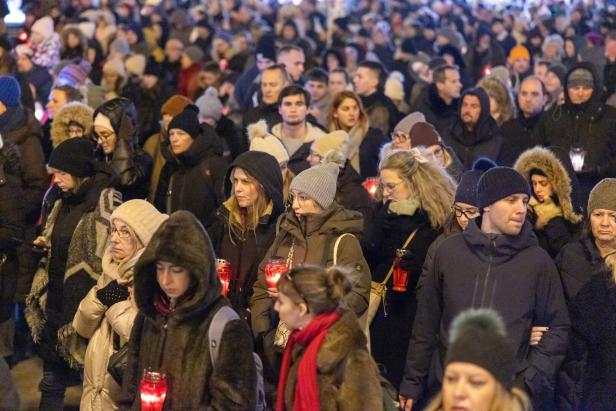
[276,311,341,411]
[153,294,175,317]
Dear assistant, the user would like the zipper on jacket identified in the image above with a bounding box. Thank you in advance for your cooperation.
[166,174,175,213]
[479,239,495,307]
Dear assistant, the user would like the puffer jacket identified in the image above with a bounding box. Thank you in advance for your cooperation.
[120,211,257,410]
[535,62,616,202]
[514,146,584,257]
[94,98,152,201]
[281,311,383,411]
[73,250,140,411]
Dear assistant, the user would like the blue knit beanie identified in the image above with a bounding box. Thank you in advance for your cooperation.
[455,170,482,207]
[0,76,21,107]
[477,167,530,209]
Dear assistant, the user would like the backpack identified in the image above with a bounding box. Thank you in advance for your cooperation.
[209,305,266,411]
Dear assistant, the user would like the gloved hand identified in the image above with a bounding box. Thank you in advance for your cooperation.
[96,280,130,307]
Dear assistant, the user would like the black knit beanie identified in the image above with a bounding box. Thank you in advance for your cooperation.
[48,138,96,177]
[477,167,530,209]
[455,158,496,206]
[168,105,201,139]
[446,309,515,390]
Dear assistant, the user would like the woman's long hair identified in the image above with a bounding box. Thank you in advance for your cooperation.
[424,384,531,411]
[606,252,616,284]
[225,168,271,243]
[326,90,369,136]
[379,149,456,229]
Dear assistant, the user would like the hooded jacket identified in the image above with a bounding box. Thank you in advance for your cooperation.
[281,310,384,411]
[50,102,94,149]
[154,124,228,228]
[444,88,503,169]
[207,151,284,317]
[335,162,374,233]
[400,221,570,407]
[514,146,583,257]
[410,83,459,138]
[535,62,616,201]
[94,98,152,201]
[120,211,257,410]
[360,91,401,136]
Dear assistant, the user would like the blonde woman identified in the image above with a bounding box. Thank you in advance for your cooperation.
[326,90,388,179]
[421,309,531,411]
[73,200,168,411]
[207,151,284,319]
[365,148,456,388]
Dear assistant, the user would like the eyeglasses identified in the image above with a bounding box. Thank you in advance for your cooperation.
[289,192,311,205]
[392,132,410,142]
[68,126,84,136]
[379,180,404,192]
[109,226,132,239]
[96,131,115,142]
[452,205,480,220]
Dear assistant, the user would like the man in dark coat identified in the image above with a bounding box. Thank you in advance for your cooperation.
[535,62,616,203]
[353,60,401,136]
[443,87,503,169]
[242,65,290,130]
[234,34,276,111]
[499,76,548,166]
[399,167,569,411]
[154,105,228,229]
[465,23,507,83]
[410,64,462,137]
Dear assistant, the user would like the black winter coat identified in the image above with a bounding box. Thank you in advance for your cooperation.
[336,162,374,234]
[154,124,228,228]
[562,268,616,410]
[535,62,616,202]
[411,84,458,138]
[361,91,401,136]
[400,221,570,408]
[444,88,503,169]
[364,202,438,388]
[242,103,282,131]
[121,211,257,410]
[464,44,507,83]
[556,239,605,303]
[499,112,543,167]
[217,115,248,161]
[357,127,389,179]
[207,151,284,318]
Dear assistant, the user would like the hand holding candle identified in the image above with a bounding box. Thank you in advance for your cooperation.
[265,258,288,289]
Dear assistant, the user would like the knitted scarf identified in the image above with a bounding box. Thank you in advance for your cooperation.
[276,310,341,411]
[346,123,367,175]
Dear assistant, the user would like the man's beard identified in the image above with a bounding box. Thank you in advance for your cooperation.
[285,119,305,127]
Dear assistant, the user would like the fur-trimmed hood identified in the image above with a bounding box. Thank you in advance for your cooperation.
[50,102,94,148]
[133,210,222,323]
[514,146,583,224]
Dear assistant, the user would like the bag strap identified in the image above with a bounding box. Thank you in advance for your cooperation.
[209,305,240,368]
[381,228,418,286]
[333,233,356,265]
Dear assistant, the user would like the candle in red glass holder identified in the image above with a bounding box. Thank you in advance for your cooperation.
[392,249,410,292]
[140,370,167,411]
[362,177,379,199]
[216,258,232,297]
[265,258,288,289]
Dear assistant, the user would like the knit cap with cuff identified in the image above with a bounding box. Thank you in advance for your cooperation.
[290,162,340,209]
[195,87,223,122]
[161,95,192,116]
[568,67,594,89]
[477,167,530,209]
[248,120,289,164]
[446,308,515,390]
[455,158,496,207]
[111,199,169,245]
[409,122,441,148]
[48,138,96,177]
[168,105,201,139]
[588,178,616,214]
[0,76,21,108]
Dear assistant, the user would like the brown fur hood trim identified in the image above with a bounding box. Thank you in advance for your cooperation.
[50,102,94,148]
[514,146,583,224]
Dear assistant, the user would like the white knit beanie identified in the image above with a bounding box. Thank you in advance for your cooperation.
[290,162,340,209]
[125,54,146,77]
[195,87,223,121]
[248,120,290,164]
[311,130,349,158]
[103,58,126,78]
[110,199,168,245]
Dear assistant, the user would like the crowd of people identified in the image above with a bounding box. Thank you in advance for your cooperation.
[0,0,616,409]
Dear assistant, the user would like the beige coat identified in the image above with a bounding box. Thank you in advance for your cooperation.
[73,251,139,411]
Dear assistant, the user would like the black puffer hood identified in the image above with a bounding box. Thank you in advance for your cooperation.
[134,210,222,322]
[223,150,284,219]
[563,62,602,107]
[93,97,139,146]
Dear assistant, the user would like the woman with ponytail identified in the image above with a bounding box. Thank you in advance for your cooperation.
[274,265,383,411]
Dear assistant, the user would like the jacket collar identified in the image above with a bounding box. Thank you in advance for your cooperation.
[462,220,538,263]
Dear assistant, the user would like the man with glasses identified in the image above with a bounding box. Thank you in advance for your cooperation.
[400,167,569,411]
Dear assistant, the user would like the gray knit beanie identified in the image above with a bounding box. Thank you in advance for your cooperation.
[588,178,616,214]
[394,111,426,135]
[195,87,223,121]
[568,68,594,89]
[290,162,340,209]
[184,45,204,64]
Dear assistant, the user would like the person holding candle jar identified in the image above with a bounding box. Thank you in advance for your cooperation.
[25,138,122,411]
[364,148,456,389]
[207,150,284,321]
[274,265,383,411]
[250,162,371,402]
[120,210,257,410]
[73,200,168,411]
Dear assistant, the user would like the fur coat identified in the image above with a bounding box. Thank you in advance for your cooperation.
[26,186,121,369]
[281,311,383,411]
[120,211,257,410]
[514,146,583,257]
